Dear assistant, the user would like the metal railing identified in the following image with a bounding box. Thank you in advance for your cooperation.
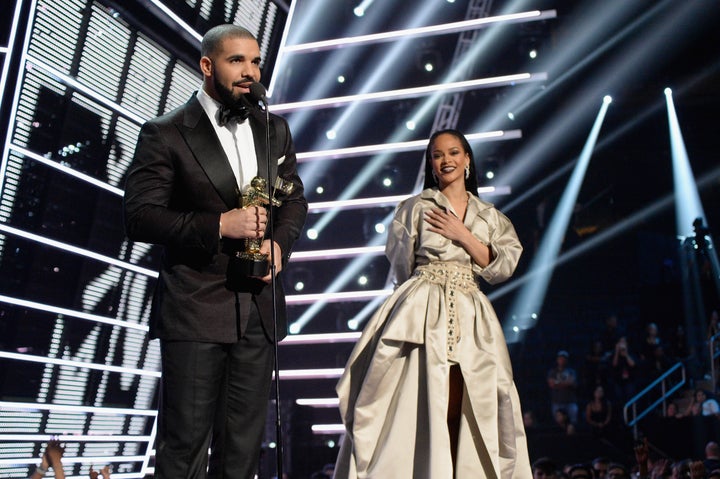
[623,361,686,439]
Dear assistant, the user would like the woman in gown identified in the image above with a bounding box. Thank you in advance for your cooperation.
[334,129,532,478]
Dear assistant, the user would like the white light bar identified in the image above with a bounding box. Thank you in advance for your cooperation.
[290,245,385,261]
[281,332,361,345]
[11,145,124,196]
[296,398,340,408]
[296,130,521,162]
[27,55,147,124]
[0,223,158,278]
[270,73,547,113]
[283,10,556,54]
[311,424,345,434]
[0,455,148,467]
[0,400,157,417]
[0,293,150,332]
[0,434,152,442]
[275,368,345,380]
[147,0,202,42]
[286,289,392,305]
[0,351,161,378]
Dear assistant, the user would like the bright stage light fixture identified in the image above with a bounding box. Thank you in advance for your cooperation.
[505,97,611,343]
[665,88,706,238]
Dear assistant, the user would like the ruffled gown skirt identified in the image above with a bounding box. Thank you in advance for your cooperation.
[334,263,532,479]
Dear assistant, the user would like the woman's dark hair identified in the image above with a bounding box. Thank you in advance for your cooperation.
[423,128,480,196]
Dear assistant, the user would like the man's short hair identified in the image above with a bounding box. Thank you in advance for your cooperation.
[201,24,256,58]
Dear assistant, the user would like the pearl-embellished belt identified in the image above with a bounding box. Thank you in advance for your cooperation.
[413,262,478,360]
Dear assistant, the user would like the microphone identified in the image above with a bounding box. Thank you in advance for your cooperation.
[248,82,268,107]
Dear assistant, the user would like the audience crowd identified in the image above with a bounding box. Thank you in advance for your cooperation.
[527,310,720,479]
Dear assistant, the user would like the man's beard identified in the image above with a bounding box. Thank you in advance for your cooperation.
[213,75,250,108]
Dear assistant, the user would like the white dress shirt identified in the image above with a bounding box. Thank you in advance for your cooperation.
[196,88,258,192]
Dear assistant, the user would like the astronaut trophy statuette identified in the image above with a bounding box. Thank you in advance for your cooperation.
[233,176,294,277]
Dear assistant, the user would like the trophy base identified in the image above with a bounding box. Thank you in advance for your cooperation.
[232,252,269,278]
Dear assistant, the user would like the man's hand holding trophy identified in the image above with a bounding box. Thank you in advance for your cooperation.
[232,176,294,278]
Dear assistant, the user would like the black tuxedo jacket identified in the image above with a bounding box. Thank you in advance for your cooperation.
[124,94,307,343]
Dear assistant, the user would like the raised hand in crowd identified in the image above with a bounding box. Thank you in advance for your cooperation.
[89,464,112,479]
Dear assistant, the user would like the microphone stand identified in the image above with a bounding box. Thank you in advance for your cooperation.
[255,86,284,479]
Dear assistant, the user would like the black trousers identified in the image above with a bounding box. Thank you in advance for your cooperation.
[154,305,274,479]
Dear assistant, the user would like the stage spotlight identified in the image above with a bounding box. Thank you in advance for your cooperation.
[405,120,416,130]
[603,95,612,104]
[337,75,346,83]
[326,129,336,140]
[312,174,333,197]
[529,49,537,59]
[486,171,495,180]
[353,0,374,17]
[375,223,386,234]
[379,166,399,189]
[307,228,319,240]
[416,48,442,74]
[507,112,515,120]
[288,267,312,292]
[358,275,368,286]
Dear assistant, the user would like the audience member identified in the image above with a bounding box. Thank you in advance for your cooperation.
[663,400,681,418]
[533,457,559,479]
[567,463,594,479]
[551,408,576,436]
[601,314,624,354]
[608,336,638,403]
[707,310,720,342]
[592,456,611,479]
[585,385,612,438]
[583,339,608,397]
[643,344,674,382]
[524,409,538,431]
[606,462,629,479]
[671,459,692,479]
[705,441,720,475]
[30,440,65,479]
[684,389,720,417]
[668,324,693,362]
[639,322,662,362]
[548,350,579,424]
[89,465,111,479]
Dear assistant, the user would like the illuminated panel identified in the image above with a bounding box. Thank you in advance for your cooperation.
[0,0,200,476]
[77,4,131,101]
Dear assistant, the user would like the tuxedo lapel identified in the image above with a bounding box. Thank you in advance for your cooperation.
[177,96,240,209]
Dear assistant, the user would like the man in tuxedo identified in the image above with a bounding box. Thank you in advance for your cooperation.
[124,24,307,478]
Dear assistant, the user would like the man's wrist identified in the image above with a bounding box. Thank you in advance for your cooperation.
[35,465,47,476]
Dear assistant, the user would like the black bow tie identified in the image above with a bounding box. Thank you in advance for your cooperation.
[218,105,250,126]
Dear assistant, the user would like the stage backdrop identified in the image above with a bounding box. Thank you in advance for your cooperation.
[0,0,284,477]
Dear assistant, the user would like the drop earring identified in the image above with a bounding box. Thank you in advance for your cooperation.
[465,165,470,179]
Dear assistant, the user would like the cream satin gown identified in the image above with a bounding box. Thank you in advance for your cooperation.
[334,188,532,479]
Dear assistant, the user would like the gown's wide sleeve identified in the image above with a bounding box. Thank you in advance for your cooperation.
[473,205,522,285]
[385,198,419,286]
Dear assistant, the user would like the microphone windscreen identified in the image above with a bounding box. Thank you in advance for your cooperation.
[248,82,267,104]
